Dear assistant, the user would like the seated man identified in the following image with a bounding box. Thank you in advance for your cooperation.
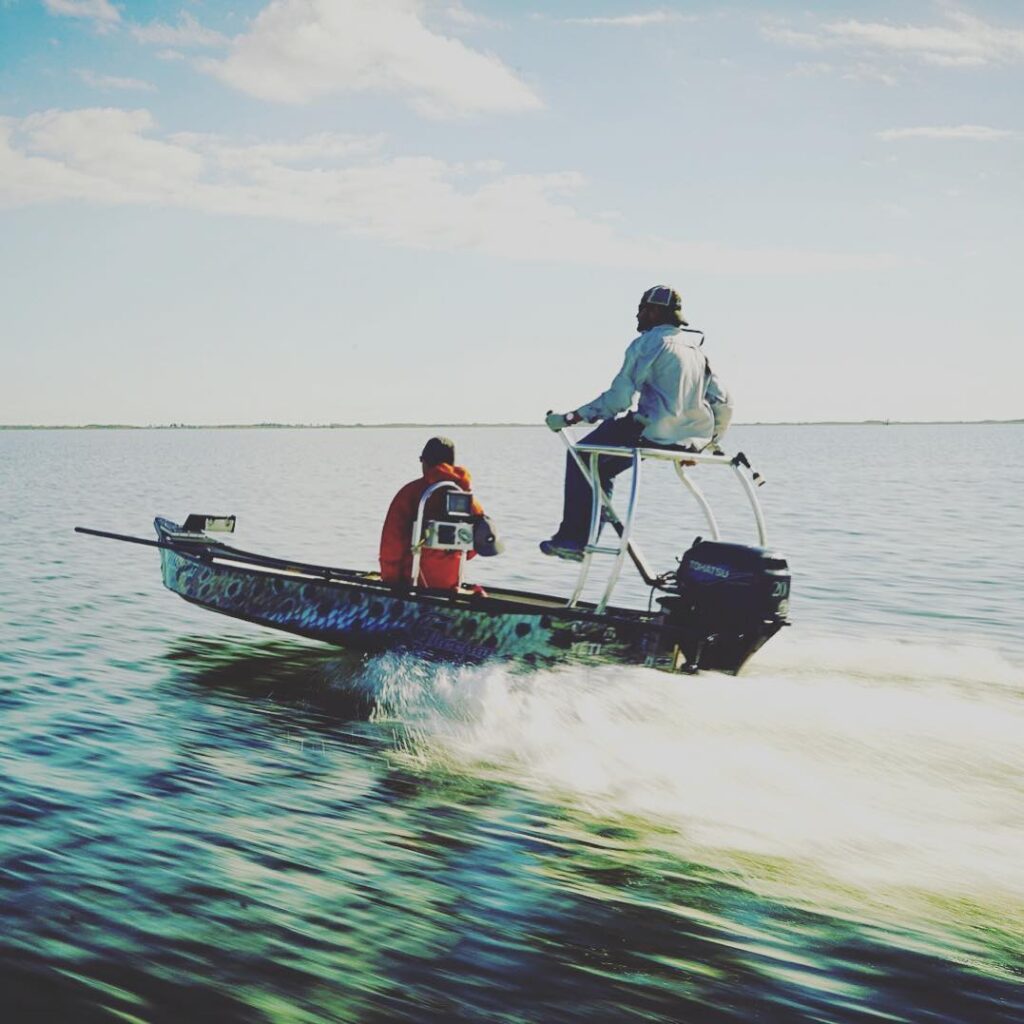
[542,285,733,561]
[379,436,485,590]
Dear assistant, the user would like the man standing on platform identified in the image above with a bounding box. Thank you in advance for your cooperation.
[541,285,733,561]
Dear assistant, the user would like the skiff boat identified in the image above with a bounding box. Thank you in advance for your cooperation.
[77,434,790,675]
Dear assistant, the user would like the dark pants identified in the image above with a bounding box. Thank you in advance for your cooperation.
[554,415,647,545]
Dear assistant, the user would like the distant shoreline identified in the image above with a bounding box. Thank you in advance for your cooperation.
[2,420,1021,430]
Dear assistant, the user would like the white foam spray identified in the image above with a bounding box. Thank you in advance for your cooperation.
[354,633,1024,968]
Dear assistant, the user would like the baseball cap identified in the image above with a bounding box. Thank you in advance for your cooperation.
[420,436,455,466]
[640,285,688,325]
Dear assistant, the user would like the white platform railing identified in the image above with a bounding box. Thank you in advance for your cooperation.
[559,432,768,612]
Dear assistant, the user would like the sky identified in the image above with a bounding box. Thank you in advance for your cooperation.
[1,0,1021,425]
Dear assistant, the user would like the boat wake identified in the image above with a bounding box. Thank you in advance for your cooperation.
[350,632,1024,976]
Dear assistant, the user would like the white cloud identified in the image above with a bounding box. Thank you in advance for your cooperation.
[877,124,1016,141]
[131,12,228,49]
[201,0,541,117]
[841,62,899,86]
[43,0,119,28]
[765,9,1024,68]
[786,61,833,79]
[77,68,156,92]
[562,10,694,28]
[788,58,899,87]
[0,107,895,274]
[169,130,388,167]
[762,25,825,49]
[441,3,500,29]
[1,109,203,205]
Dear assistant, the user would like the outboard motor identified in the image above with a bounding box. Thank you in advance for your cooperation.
[659,538,790,674]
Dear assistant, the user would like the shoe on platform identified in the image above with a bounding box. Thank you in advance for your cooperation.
[539,538,584,562]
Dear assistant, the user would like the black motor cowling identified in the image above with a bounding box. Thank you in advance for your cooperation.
[659,538,790,674]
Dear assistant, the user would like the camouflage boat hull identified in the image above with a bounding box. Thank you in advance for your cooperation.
[156,518,670,671]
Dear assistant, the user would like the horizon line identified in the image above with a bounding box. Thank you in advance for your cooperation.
[2,419,1022,430]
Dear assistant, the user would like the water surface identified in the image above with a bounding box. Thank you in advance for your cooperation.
[1,424,1021,1022]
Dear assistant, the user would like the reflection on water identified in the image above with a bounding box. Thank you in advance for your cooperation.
[164,636,375,716]
[2,425,1023,1021]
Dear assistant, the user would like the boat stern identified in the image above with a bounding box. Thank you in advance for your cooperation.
[658,539,791,674]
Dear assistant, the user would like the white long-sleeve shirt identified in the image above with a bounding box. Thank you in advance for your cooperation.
[576,324,733,446]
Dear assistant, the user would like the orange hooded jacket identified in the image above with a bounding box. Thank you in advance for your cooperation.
[379,463,485,590]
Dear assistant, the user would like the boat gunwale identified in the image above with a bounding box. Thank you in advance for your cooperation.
[155,522,663,627]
